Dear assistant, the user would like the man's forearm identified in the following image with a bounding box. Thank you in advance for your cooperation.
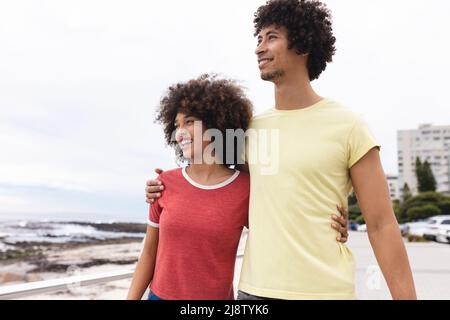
[368,222,417,300]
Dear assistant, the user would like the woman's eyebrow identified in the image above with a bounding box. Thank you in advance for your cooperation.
[266,31,278,37]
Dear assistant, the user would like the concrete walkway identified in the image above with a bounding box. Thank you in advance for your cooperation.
[233,231,450,300]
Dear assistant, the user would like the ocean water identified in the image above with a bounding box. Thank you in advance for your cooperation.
[0,211,146,224]
[0,220,146,252]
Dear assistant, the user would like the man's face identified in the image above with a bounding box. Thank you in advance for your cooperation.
[255,25,306,82]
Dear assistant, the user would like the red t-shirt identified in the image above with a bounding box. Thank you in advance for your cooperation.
[148,167,249,300]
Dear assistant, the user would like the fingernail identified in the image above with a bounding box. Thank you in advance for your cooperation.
[158,181,162,185]
[157,193,161,197]
[332,224,337,228]
[160,186,164,190]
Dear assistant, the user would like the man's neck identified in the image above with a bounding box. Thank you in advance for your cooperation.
[273,72,322,110]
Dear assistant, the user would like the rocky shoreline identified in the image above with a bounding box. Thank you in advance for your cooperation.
[0,221,146,288]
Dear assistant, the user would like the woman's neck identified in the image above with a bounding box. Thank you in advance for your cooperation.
[186,163,235,185]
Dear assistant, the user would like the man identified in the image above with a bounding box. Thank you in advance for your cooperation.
[146,0,416,300]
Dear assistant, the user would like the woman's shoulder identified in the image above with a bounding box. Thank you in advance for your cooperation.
[158,167,183,181]
[235,170,250,189]
[237,169,249,180]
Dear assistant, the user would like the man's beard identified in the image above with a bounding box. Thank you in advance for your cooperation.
[261,69,285,81]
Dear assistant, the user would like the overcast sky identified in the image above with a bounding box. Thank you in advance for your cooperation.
[1,0,449,221]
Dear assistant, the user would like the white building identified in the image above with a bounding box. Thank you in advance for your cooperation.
[386,174,400,200]
[397,124,450,196]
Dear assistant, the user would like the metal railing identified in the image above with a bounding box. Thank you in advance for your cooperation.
[0,268,135,300]
[0,251,245,300]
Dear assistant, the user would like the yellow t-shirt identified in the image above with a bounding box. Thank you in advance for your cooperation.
[238,98,380,300]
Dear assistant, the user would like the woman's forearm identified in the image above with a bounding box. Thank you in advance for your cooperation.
[127,250,157,300]
[127,228,159,300]
[368,222,417,300]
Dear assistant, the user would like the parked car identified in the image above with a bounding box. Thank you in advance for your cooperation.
[423,215,450,243]
[399,223,409,236]
[357,224,367,232]
[436,227,450,244]
[403,221,429,237]
[349,221,359,231]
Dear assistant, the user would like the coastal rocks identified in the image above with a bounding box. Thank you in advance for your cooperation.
[0,221,146,249]
[24,274,43,282]
[0,272,43,284]
[28,258,139,273]
[0,272,23,284]
[0,221,146,299]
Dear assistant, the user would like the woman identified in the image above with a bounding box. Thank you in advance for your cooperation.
[127,74,348,300]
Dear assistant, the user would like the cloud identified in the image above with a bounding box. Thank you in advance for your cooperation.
[0,0,449,220]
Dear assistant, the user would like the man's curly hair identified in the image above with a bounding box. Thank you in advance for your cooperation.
[155,74,253,167]
[254,0,336,81]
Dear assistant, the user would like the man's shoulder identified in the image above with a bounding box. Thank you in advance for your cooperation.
[321,99,366,125]
[250,108,277,123]
[249,100,363,124]
[323,99,359,115]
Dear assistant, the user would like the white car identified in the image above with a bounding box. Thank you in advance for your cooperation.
[357,224,367,232]
[436,227,450,244]
[423,215,450,243]
[403,221,429,237]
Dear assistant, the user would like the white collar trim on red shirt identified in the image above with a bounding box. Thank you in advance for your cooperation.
[181,167,240,190]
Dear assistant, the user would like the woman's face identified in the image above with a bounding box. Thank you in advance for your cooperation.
[174,113,208,161]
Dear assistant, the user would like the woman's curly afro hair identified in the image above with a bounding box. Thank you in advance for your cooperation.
[155,74,253,167]
[254,0,336,81]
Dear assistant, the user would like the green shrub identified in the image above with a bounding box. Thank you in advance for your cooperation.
[406,204,441,221]
[407,234,429,243]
